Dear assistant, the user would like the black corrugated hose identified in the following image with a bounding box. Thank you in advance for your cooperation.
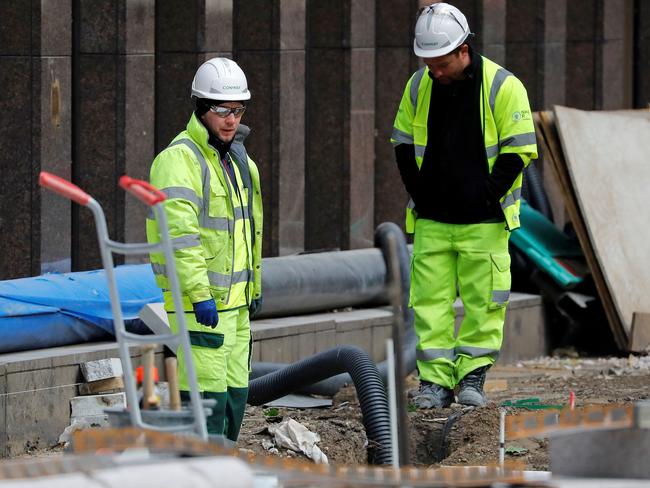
[248,344,392,464]
[247,223,414,465]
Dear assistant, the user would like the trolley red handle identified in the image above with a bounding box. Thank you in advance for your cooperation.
[39,171,91,206]
[119,175,166,206]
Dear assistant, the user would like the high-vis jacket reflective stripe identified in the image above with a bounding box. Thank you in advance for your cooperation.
[391,56,538,232]
[146,113,263,311]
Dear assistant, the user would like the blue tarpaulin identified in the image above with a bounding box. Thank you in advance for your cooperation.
[0,265,162,354]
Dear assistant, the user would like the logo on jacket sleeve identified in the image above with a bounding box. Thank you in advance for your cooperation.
[512,110,531,122]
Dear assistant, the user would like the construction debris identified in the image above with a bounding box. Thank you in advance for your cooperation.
[267,418,329,464]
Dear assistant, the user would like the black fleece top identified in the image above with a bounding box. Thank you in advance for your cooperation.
[395,50,524,224]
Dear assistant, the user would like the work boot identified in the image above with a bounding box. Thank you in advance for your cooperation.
[457,366,489,407]
[412,381,454,409]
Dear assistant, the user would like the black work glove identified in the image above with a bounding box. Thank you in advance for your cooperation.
[249,296,263,318]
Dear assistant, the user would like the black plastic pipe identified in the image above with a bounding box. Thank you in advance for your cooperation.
[248,345,392,465]
[250,225,418,397]
[255,248,387,319]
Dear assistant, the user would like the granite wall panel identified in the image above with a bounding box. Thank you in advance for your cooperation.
[203,0,233,53]
[374,47,412,231]
[566,42,595,109]
[541,0,567,109]
[349,47,375,249]
[123,55,155,252]
[306,47,346,251]
[308,0,345,48]
[79,0,118,53]
[1,0,646,282]
[0,57,32,279]
[155,53,198,153]
[506,43,539,109]
[0,1,31,55]
[278,48,306,255]
[374,1,419,233]
[235,0,276,50]
[40,0,72,55]
[566,0,596,41]
[38,57,72,273]
[506,0,537,43]
[481,0,506,65]
[637,1,650,107]
[73,54,120,271]
[237,50,275,257]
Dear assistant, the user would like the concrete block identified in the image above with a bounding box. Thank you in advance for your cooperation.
[335,309,393,332]
[550,427,650,478]
[80,358,123,382]
[336,328,373,354]
[69,414,109,427]
[371,324,393,362]
[315,329,337,353]
[259,337,294,363]
[297,331,317,358]
[70,392,126,418]
[4,366,79,456]
[251,315,336,340]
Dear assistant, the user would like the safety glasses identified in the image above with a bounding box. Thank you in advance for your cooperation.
[209,105,247,118]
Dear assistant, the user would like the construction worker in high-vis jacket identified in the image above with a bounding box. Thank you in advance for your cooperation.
[146,58,263,440]
[391,4,537,408]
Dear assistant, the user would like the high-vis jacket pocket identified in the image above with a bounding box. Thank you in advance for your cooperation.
[489,253,511,310]
[189,331,224,349]
[208,184,229,219]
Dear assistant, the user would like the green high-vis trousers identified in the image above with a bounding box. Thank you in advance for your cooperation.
[411,218,511,389]
[170,306,251,441]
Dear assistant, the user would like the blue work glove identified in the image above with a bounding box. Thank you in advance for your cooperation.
[249,297,263,318]
[192,299,219,328]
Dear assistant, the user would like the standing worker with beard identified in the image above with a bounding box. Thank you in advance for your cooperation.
[391,4,537,408]
[147,58,263,440]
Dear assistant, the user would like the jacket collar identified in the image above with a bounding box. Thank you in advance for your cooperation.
[186,112,251,154]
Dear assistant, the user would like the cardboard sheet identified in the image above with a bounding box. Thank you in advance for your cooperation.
[553,106,650,343]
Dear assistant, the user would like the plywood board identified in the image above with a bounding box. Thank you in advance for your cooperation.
[535,112,626,348]
[553,106,650,342]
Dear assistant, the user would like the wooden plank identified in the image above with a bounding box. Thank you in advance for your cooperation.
[553,106,650,347]
[535,111,627,349]
[629,312,650,352]
[78,376,124,396]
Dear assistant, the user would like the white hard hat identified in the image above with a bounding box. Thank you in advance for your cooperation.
[191,57,251,101]
[413,3,471,58]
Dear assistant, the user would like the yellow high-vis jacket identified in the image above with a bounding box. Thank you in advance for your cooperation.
[146,113,263,312]
[391,56,538,232]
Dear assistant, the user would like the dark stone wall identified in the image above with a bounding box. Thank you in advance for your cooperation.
[0,0,644,279]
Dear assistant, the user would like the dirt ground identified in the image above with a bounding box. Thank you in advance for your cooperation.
[238,354,650,469]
